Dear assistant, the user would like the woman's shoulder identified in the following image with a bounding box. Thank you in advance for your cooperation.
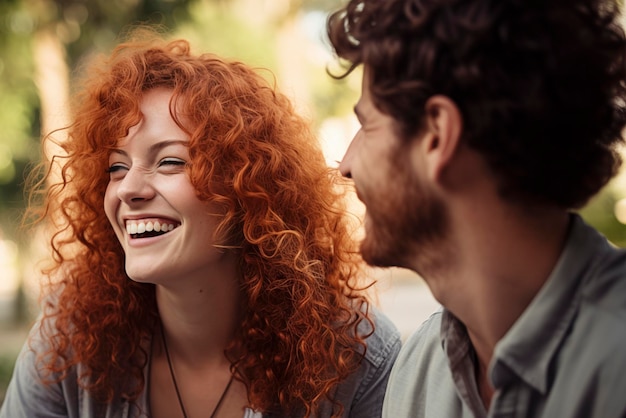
[0,317,77,417]
[1,317,147,418]
[358,305,402,368]
[325,306,401,418]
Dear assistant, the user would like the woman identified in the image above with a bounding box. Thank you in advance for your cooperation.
[0,31,400,418]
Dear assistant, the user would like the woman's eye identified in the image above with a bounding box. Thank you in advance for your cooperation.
[158,158,186,168]
[106,164,128,174]
[106,163,128,181]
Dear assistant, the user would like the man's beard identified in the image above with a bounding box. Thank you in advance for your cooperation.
[359,151,449,276]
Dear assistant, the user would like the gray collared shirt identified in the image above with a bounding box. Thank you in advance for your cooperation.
[383,214,626,418]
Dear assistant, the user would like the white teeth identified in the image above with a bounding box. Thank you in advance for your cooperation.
[125,220,177,236]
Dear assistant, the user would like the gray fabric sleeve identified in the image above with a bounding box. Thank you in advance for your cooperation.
[347,308,402,418]
[0,322,70,418]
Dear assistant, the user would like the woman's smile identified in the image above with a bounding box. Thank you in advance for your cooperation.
[125,218,179,238]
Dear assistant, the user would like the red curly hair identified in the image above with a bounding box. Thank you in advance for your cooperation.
[29,29,372,416]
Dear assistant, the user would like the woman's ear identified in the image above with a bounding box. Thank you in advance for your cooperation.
[421,95,463,183]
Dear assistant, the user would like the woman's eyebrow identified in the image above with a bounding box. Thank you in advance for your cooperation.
[109,140,188,158]
[109,149,127,157]
[148,139,188,154]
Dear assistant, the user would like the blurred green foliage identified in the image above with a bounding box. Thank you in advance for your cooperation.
[0,352,19,405]
[0,0,40,242]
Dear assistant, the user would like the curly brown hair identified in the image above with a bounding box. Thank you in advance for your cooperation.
[29,29,371,417]
[328,0,626,208]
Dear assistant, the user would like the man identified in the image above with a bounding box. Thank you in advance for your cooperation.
[327,0,626,417]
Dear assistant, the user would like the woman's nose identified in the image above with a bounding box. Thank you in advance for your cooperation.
[116,167,156,203]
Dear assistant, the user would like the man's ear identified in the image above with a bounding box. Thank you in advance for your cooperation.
[421,95,463,183]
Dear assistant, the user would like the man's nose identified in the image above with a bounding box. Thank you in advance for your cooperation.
[339,132,360,179]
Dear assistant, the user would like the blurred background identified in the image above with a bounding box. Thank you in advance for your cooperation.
[1,0,625,406]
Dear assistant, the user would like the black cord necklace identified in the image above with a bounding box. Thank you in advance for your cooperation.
[159,321,234,418]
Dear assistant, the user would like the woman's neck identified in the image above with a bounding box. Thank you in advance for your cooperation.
[155,256,243,363]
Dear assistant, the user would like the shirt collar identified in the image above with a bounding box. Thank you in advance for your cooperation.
[489,213,606,393]
[441,310,488,417]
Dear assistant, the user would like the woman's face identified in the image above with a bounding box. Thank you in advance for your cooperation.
[104,88,233,286]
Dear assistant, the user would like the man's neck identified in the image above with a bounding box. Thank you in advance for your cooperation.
[436,204,571,407]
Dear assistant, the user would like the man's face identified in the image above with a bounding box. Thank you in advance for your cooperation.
[339,69,449,274]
